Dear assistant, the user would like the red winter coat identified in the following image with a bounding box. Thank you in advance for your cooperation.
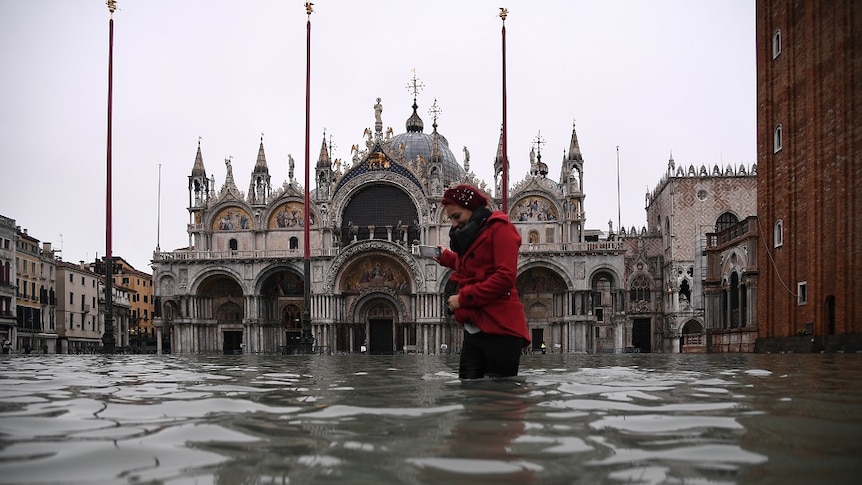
[439,211,531,346]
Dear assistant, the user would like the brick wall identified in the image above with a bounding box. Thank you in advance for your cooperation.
[756,0,862,339]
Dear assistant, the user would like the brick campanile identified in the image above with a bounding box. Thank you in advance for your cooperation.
[756,1,862,341]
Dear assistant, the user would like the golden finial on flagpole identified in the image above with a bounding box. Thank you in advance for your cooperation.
[305,2,314,18]
[107,0,117,16]
[499,7,508,24]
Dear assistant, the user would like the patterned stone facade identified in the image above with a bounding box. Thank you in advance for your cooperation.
[623,158,758,353]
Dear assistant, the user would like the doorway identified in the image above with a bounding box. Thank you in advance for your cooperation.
[223,330,243,355]
[632,318,651,352]
[369,318,393,354]
[531,328,544,352]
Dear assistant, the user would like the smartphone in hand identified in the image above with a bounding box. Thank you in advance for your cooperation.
[417,245,441,258]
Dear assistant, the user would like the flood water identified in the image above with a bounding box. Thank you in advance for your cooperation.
[1,353,861,485]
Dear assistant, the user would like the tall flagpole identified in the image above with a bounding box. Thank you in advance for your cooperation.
[102,0,117,353]
[301,2,315,353]
[499,8,509,213]
[616,146,621,232]
[156,163,162,253]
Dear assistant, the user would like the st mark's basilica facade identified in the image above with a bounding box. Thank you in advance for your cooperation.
[151,94,756,355]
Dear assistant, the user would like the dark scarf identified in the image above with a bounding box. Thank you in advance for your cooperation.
[449,207,492,256]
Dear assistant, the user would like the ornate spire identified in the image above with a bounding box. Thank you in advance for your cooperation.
[494,125,505,176]
[317,130,331,168]
[248,135,271,205]
[191,137,206,176]
[252,133,268,174]
[560,121,584,188]
[567,120,583,161]
[189,137,210,207]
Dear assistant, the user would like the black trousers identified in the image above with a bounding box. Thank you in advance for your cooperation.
[459,331,524,379]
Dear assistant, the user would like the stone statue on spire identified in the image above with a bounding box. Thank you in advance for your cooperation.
[374,98,382,124]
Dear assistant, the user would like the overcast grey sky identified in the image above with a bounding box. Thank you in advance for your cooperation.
[0,0,755,272]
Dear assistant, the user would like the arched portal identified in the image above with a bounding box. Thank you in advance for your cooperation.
[199,275,244,354]
[259,269,304,353]
[259,270,304,321]
[362,297,400,355]
[517,266,567,351]
[681,319,705,353]
[335,254,413,354]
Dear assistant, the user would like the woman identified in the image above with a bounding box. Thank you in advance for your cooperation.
[436,184,531,378]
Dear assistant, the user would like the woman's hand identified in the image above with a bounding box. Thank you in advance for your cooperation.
[448,294,461,312]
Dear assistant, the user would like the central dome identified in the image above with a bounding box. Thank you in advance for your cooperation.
[390,102,465,187]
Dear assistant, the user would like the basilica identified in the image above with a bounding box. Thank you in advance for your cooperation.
[151,93,756,355]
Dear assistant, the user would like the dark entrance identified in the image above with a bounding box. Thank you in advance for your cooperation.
[285,330,302,353]
[826,295,835,335]
[531,328,544,352]
[223,331,243,355]
[369,318,394,354]
[632,318,651,353]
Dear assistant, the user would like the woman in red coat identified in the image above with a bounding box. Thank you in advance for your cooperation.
[436,184,531,378]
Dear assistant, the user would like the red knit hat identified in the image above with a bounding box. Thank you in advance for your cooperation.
[442,184,488,210]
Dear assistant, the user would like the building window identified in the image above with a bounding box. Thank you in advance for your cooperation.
[774,219,783,247]
[715,212,739,232]
[774,124,783,153]
[629,275,651,302]
[797,281,807,305]
[70,292,74,305]
[229,238,238,251]
[772,29,781,59]
[289,237,299,250]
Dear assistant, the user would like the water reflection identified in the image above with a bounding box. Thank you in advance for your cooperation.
[1,353,861,484]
